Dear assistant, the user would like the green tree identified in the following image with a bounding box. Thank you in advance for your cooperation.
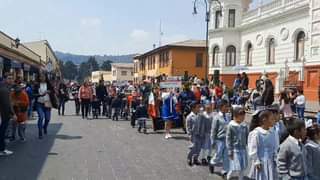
[77,62,90,83]
[100,60,112,71]
[63,61,78,80]
[87,56,99,71]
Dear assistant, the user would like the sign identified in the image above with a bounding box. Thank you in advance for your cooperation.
[167,76,183,81]
[160,81,182,89]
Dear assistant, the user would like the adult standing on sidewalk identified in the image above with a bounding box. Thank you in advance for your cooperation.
[96,80,108,116]
[294,89,306,121]
[0,73,15,156]
[34,73,55,139]
[79,81,93,119]
[71,83,80,115]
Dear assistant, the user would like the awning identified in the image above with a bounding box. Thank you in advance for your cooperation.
[11,60,21,69]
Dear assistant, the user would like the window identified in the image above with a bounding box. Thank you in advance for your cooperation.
[226,45,236,66]
[121,71,127,76]
[152,56,155,69]
[228,9,236,28]
[165,51,169,67]
[196,53,203,67]
[113,70,116,76]
[267,38,275,64]
[215,11,221,29]
[246,43,253,65]
[131,72,134,76]
[212,46,219,66]
[295,31,305,61]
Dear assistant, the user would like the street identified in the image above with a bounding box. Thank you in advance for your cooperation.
[0,102,223,180]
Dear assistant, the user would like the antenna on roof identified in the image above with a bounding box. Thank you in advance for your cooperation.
[159,20,164,47]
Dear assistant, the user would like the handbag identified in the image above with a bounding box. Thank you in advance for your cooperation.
[49,92,59,109]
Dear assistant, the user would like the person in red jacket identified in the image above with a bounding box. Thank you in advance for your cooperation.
[79,81,93,119]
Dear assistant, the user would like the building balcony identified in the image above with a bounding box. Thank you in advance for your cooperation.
[242,0,309,25]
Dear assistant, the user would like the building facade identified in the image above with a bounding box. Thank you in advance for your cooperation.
[91,71,113,83]
[0,31,42,81]
[209,0,320,101]
[136,40,207,80]
[111,63,134,82]
[24,40,61,78]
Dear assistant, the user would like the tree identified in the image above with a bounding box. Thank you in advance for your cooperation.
[63,61,78,80]
[100,60,112,71]
[87,56,99,72]
[77,62,90,83]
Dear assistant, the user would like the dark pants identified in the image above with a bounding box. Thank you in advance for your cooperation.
[296,106,305,120]
[187,136,205,161]
[0,116,10,151]
[58,97,65,115]
[36,103,51,137]
[81,99,91,118]
[112,108,120,121]
[74,98,80,115]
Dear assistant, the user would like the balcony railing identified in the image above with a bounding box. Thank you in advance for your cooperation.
[242,0,309,21]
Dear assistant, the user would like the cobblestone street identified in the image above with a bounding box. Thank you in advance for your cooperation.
[0,102,222,180]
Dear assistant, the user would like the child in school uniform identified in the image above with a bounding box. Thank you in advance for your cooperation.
[187,104,211,166]
[278,119,307,180]
[247,110,278,180]
[268,105,287,151]
[186,103,199,148]
[226,106,249,180]
[135,99,148,134]
[316,110,320,125]
[304,121,320,180]
[200,100,214,165]
[209,99,230,176]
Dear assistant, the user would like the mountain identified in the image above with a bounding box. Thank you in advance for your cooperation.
[55,51,137,65]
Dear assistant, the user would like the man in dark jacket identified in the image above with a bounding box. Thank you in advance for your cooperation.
[96,80,108,116]
[0,73,15,156]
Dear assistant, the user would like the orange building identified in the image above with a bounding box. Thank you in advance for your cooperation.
[135,40,207,80]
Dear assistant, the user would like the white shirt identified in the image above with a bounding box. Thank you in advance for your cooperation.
[294,95,305,106]
[38,83,50,103]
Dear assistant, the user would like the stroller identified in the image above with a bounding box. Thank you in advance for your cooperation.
[91,97,101,119]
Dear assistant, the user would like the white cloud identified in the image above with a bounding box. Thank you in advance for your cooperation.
[130,29,150,42]
[80,17,102,27]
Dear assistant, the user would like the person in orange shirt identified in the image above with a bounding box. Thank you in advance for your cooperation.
[79,81,93,119]
[10,84,29,142]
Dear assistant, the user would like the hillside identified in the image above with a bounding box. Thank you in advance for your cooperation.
[55,51,137,65]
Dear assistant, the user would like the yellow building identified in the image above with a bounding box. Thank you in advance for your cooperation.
[91,71,112,83]
[24,40,61,78]
[0,31,42,80]
[136,40,207,80]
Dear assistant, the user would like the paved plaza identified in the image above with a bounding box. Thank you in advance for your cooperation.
[0,102,223,180]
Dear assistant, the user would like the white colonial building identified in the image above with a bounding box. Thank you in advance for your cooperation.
[209,0,320,101]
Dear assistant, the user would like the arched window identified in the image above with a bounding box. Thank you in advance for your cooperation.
[212,46,219,66]
[267,38,275,64]
[226,45,236,66]
[295,31,305,61]
[246,43,253,65]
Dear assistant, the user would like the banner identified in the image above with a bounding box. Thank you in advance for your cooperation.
[160,81,182,89]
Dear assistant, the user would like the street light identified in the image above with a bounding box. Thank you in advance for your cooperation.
[193,0,222,84]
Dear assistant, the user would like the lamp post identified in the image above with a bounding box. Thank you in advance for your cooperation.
[193,0,222,85]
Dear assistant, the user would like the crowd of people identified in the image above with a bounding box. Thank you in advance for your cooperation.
[0,71,320,180]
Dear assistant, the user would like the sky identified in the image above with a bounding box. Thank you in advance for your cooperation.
[0,0,265,55]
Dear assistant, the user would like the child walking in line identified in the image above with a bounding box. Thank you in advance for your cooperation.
[247,110,278,180]
[186,103,199,149]
[10,84,29,142]
[278,119,307,180]
[200,101,214,165]
[135,99,148,134]
[111,95,122,121]
[209,99,230,176]
[305,122,320,180]
[226,106,248,180]
[187,104,211,166]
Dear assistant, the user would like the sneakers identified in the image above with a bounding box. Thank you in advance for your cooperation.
[0,150,13,156]
[165,133,172,139]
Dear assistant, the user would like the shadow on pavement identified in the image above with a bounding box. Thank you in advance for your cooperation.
[55,134,82,140]
[0,123,62,180]
[170,136,190,141]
